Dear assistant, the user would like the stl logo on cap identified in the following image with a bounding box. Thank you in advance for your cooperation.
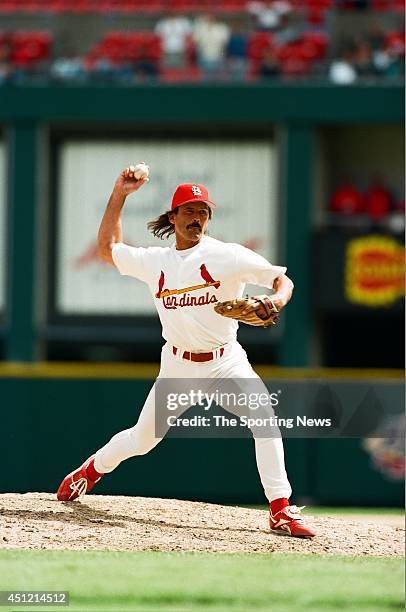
[171,183,217,210]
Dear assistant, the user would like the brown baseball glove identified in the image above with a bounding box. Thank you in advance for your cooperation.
[214,295,279,328]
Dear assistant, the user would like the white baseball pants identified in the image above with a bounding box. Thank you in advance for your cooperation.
[94,341,292,502]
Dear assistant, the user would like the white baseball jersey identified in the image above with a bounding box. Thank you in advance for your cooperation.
[112,235,286,351]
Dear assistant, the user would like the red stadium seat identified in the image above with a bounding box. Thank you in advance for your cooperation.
[247,32,273,62]
[218,0,247,12]
[385,31,405,55]
[275,42,299,62]
[290,0,332,8]
[0,1,18,11]
[307,0,333,9]
[281,57,311,77]
[132,0,167,12]
[147,34,162,61]
[9,30,52,66]
[169,0,205,11]
[371,0,404,9]
[160,65,201,82]
[185,34,196,65]
[371,0,392,10]
[0,32,11,44]
[301,32,328,60]
[393,0,405,12]
[2,0,400,12]
[86,30,162,65]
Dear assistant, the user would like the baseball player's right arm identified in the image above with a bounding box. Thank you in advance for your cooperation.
[98,166,149,265]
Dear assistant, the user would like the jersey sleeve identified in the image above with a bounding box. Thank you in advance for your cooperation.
[111,242,150,283]
[233,244,287,289]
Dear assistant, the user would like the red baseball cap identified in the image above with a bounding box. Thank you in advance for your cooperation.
[171,184,216,210]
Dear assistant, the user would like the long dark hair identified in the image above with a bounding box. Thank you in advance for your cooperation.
[147,207,212,240]
[147,210,176,240]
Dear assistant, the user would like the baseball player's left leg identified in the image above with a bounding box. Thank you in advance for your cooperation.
[56,344,197,501]
[56,382,163,501]
[213,342,315,538]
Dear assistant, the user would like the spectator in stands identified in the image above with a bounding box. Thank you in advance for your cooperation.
[364,177,393,220]
[386,199,405,233]
[330,181,365,215]
[329,46,357,84]
[353,39,375,79]
[365,21,386,52]
[273,11,302,47]
[247,1,292,32]
[133,56,159,82]
[50,48,85,84]
[193,13,230,80]
[155,14,192,69]
[90,57,115,83]
[226,24,249,81]
[259,46,280,79]
[307,8,328,34]
[0,36,12,85]
[373,31,405,80]
[367,23,390,75]
[372,45,396,78]
[0,10,403,86]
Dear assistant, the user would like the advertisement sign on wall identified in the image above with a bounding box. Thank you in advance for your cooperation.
[345,235,405,307]
[315,230,405,312]
[56,140,278,316]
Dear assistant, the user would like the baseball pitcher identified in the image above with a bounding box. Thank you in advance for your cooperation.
[57,164,316,538]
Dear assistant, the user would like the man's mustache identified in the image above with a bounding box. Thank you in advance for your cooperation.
[187,223,202,230]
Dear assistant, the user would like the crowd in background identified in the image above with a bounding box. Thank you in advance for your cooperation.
[0,1,404,84]
[328,176,405,232]
[328,23,404,83]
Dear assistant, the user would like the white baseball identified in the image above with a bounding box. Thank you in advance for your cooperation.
[133,162,150,180]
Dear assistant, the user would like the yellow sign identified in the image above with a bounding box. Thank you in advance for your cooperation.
[346,236,405,307]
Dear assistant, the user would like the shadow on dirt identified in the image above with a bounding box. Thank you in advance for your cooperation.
[0,503,268,534]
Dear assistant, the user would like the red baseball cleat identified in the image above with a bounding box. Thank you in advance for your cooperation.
[269,505,316,538]
[57,455,103,501]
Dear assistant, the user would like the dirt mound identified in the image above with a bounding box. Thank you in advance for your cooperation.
[0,493,403,557]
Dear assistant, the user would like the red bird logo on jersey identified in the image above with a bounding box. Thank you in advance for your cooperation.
[155,264,220,309]
[157,271,165,296]
[200,264,220,288]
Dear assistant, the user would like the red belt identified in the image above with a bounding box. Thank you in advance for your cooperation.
[172,346,224,362]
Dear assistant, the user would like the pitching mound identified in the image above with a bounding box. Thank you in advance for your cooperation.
[0,493,403,557]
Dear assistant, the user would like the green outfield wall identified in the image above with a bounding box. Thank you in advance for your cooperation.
[0,366,403,506]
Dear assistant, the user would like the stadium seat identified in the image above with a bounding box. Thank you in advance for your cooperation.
[281,57,311,77]
[9,31,52,67]
[0,0,402,12]
[247,32,273,62]
[86,31,162,66]
[301,32,328,60]
[385,31,405,55]
[160,65,201,82]
[371,0,393,10]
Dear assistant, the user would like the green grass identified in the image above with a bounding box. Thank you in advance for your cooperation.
[307,507,404,517]
[0,550,404,612]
